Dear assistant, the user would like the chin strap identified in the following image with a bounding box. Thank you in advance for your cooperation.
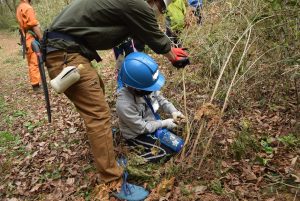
[143,95,161,120]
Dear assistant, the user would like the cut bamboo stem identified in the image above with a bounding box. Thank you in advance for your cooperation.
[180,12,272,164]
[198,28,252,169]
[188,121,204,165]
[210,25,252,103]
[233,47,277,87]
[189,26,252,162]
[222,28,252,113]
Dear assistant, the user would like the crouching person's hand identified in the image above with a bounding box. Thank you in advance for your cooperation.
[161,118,177,129]
[172,111,185,122]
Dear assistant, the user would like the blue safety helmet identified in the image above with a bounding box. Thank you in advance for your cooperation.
[120,52,165,91]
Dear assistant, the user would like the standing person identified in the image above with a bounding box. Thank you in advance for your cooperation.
[43,0,189,199]
[188,0,203,24]
[16,0,43,91]
[116,52,185,163]
[165,0,187,47]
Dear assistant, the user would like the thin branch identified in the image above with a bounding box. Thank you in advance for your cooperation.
[293,191,298,201]
[233,46,278,86]
[210,15,275,99]
[222,27,252,113]
[210,24,251,102]
[199,25,253,169]
[180,69,191,160]
[188,121,204,165]
[294,78,300,119]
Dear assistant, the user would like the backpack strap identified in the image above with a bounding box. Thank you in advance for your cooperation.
[143,95,161,120]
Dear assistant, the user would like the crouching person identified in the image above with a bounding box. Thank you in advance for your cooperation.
[116,52,185,163]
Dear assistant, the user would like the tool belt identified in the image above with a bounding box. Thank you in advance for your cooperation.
[42,30,102,62]
[27,30,38,39]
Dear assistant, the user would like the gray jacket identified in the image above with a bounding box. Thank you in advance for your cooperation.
[116,87,179,139]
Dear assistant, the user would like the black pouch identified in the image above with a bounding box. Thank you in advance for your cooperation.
[46,31,102,62]
[79,45,102,62]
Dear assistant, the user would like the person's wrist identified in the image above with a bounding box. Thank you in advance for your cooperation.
[164,49,176,62]
[158,120,163,128]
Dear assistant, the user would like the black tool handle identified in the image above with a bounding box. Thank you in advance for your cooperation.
[32,41,52,123]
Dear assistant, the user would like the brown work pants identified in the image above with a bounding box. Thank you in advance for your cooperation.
[46,51,123,183]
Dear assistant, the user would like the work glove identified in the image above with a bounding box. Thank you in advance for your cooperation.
[172,111,185,122]
[161,118,177,129]
[169,47,190,68]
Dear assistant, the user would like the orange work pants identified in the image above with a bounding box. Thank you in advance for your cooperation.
[26,36,41,86]
[46,51,123,183]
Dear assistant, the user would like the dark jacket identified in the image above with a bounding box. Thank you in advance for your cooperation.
[47,0,171,55]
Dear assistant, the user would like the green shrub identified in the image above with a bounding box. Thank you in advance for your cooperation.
[33,0,71,29]
[182,0,299,105]
[0,131,20,154]
[278,134,299,148]
[230,120,259,160]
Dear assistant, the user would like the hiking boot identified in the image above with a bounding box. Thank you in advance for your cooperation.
[112,183,149,201]
[92,177,148,201]
[112,158,149,200]
[32,84,41,92]
[113,161,149,201]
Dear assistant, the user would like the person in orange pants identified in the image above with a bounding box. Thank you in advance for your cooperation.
[16,0,43,91]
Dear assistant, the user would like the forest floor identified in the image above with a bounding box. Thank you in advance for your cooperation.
[0,30,299,201]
